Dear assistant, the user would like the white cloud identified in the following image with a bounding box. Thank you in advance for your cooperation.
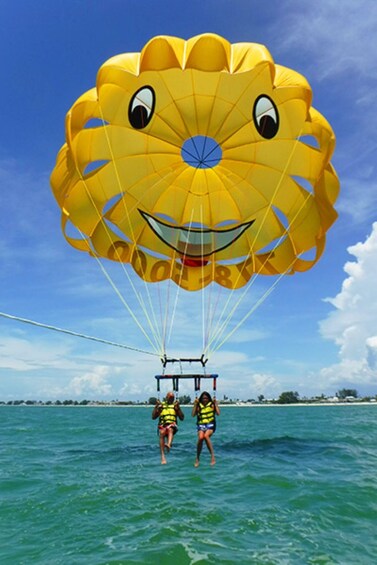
[119,380,145,397]
[0,336,71,371]
[247,372,280,397]
[276,2,377,81]
[69,366,112,396]
[319,222,377,390]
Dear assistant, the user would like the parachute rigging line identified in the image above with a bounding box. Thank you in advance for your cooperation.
[97,102,223,358]
[204,256,297,357]
[65,112,165,355]
[83,233,163,355]
[202,130,309,359]
[165,207,196,349]
[95,103,217,360]
[97,104,165,350]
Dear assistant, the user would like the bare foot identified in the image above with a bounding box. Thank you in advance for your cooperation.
[161,458,167,465]
[194,459,200,467]
[210,458,216,466]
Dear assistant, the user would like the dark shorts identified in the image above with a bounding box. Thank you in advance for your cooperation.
[197,422,216,433]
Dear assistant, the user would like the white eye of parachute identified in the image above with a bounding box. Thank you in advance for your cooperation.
[253,95,279,139]
[128,86,155,129]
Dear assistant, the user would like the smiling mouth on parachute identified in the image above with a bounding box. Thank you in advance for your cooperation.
[139,210,254,260]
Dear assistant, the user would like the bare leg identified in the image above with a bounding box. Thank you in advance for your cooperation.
[159,432,167,464]
[166,427,174,450]
[194,431,205,467]
[204,430,216,465]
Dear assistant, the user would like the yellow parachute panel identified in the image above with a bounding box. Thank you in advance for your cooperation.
[50,33,339,290]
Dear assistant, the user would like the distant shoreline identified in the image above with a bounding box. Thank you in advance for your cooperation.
[1,401,376,408]
[223,401,377,407]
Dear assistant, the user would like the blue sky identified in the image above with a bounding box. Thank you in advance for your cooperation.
[1,0,377,401]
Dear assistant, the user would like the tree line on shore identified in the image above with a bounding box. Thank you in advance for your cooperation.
[1,389,376,406]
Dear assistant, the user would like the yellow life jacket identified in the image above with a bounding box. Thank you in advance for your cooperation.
[197,402,215,425]
[159,401,177,426]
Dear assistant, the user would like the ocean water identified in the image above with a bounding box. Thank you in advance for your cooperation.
[1,405,377,564]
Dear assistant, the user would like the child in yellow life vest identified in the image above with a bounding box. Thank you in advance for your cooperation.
[152,392,184,464]
[192,391,220,467]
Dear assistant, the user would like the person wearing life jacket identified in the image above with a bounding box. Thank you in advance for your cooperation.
[152,391,184,464]
[191,391,220,467]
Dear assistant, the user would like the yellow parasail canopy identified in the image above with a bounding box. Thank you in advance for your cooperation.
[51,33,339,291]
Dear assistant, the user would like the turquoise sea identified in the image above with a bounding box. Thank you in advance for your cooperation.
[1,404,377,564]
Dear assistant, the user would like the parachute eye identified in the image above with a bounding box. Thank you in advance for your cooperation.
[128,86,155,129]
[253,95,279,139]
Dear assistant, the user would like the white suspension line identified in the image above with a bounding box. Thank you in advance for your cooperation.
[200,203,206,353]
[88,248,163,355]
[204,131,312,357]
[65,105,166,353]
[97,105,165,351]
[206,258,297,356]
[165,206,198,349]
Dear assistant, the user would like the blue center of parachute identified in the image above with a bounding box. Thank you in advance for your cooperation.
[181,135,222,169]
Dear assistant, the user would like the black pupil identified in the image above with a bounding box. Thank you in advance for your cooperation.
[131,106,148,129]
[259,115,277,139]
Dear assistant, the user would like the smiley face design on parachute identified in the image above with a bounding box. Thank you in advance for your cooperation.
[51,34,339,290]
